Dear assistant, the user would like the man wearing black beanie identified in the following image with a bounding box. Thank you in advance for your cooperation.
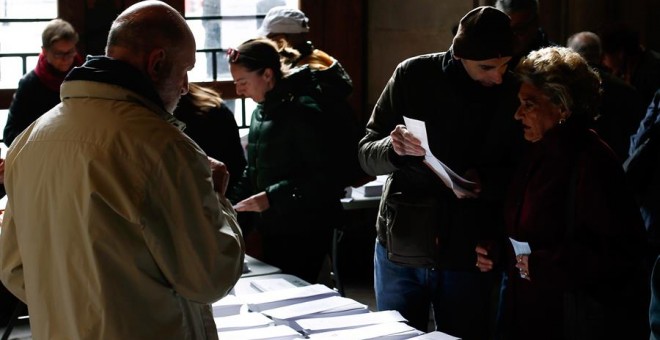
[358,6,522,339]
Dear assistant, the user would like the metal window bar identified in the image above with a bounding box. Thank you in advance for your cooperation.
[0,16,257,129]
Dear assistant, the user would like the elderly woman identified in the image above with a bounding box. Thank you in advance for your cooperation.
[226,38,342,283]
[476,47,648,339]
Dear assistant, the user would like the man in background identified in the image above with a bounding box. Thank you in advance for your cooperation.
[0,2,244,339]
[567,31,646,161]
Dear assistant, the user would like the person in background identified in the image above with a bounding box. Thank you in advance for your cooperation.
[359,6,521,338]
[495,0,555,69]
[627,89,660,267]
[600,22,660,106]
[227,38,342,284]
[174,83,246,192]
[566,31,646,161]
[0,2,245,339]
[651,255,660,340]
[477,46,648,339]
[257,6,370,189]
[3,18,83,147]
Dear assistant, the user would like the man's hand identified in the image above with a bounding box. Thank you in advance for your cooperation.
[208,157,229,196]
[234,191,270,212]
[475,245,494,272]
[390,125,425,157]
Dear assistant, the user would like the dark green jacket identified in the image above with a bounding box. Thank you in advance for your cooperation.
[230,67,342,234]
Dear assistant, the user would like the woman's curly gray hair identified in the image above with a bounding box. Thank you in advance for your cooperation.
[515,46,602,125]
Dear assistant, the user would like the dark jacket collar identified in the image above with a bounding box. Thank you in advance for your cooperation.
[261,66,320,114]
[64,55,165,110]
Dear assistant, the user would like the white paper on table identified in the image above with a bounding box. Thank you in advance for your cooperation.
[241,284,338,312]
[403,116,478,198]
[261,296,365,320]
[250,278,298,292]
[307,321,422,339]
[406,330,462,340]
[217,324,300,340]
[509,237,532,255]
[213,312,274,331]
[295,310,406,334]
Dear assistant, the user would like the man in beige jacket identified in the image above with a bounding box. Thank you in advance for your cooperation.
[0,1,245,339]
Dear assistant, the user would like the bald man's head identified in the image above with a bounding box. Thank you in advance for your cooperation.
[567,31,602,65]
[106,1,193,59]
[106,0,196,113]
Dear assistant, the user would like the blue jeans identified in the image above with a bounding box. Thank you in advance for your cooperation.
[374,240,496,339]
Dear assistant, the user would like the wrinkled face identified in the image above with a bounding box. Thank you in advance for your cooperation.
[460,56,511,87]
[229,63,274,103]
[514,82,564,142]
[508,10,539,56]
[44,39,77,73]
[155,40,196,113]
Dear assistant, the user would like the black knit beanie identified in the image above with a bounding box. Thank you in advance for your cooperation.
[452,6,514,61]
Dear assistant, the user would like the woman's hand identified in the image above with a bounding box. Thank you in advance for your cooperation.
[475,245,494,272]
[390,125,425,157]
[234,191,270,212]
[515,254,531,281]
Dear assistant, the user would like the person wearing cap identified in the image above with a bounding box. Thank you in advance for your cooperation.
[257,7,371,188]
[358,6,521,338]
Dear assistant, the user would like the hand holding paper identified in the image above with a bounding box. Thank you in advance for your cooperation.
[402,117,480,198]
[509,237,532,280]
[390,124,426,157]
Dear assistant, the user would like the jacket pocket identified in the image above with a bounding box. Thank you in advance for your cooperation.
[384,192,441,267]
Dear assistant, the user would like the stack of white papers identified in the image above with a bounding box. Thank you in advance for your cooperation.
[214,312,274,332]
[250,277,298,292]
[307,321,423,339]
[408,331,462,339]
[262,296,369,330]
[217,324,302,340]
[242,284,338,312]
[211,294,244,317]
[294,310,407,335]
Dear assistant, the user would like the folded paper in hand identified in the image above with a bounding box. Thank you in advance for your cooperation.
[509,237,532,256]
[403,117,479,198]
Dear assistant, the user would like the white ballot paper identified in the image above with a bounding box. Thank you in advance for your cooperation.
[509,237,532,256]
[403,117,478,198]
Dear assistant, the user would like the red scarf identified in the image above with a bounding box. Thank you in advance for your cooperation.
[33,52,83,92]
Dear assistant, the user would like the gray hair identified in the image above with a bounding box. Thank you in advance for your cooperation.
[515,46,601,125]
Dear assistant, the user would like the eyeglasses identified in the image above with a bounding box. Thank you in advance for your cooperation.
[49,48,77,60]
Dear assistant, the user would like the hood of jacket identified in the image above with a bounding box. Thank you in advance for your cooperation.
[63,55,185,130]
[261,65,321,114]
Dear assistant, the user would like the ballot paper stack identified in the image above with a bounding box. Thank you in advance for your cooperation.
[241,284,339,312]
[307,322,423,339]
[293,310,407,335]
[212,277,461,339]
[261,295,369,330]
[217,324,301,340]
[211,294,244,317]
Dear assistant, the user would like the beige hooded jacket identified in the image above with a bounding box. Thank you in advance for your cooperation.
[0,78,245,339]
